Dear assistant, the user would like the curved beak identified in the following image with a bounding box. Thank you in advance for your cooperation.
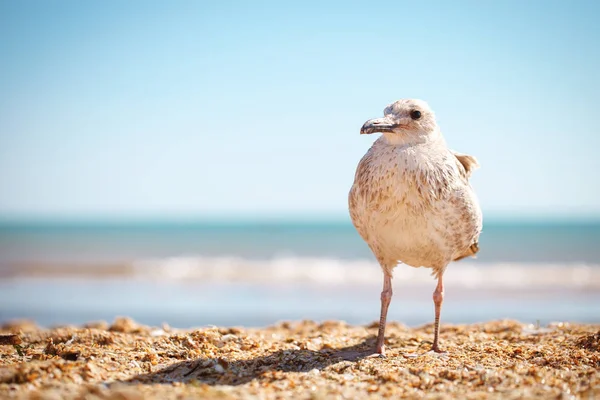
[360,116,397,135]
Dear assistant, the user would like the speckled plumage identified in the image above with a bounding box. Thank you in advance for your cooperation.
[348,99,482,355]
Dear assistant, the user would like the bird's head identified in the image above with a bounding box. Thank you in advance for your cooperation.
[360,99,439,145]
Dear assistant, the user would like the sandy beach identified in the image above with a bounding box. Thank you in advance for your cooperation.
[1,318,598,399]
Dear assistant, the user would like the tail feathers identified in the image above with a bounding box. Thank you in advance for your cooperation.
[453,242,479,262]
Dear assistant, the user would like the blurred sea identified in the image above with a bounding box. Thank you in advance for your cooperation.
[1,219,599,328]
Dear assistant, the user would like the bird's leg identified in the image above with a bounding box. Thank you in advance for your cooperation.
[432,274,445,353]
[375,271,393,356]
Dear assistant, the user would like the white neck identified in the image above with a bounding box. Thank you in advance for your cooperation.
[381,128,443,147]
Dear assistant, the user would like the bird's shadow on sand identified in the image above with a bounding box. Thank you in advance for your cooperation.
[122,337,379,386]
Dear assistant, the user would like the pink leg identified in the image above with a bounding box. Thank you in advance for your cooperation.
[375,271,393,355]
[432,275,445,352]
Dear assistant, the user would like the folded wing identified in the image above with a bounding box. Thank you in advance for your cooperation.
[452,151,480,179]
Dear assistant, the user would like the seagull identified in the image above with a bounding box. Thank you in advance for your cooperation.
[349,99,482,356]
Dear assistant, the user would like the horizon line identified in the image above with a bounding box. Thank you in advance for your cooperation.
[0,211,599,225]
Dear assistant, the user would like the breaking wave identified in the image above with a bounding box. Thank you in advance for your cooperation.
[2,255,599,289]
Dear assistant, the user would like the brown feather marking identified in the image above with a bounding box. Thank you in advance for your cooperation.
[453,242,480,261]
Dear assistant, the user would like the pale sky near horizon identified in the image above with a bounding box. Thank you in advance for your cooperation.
[1,0,599,219]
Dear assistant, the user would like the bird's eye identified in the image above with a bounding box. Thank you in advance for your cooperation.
[410,110,422,120]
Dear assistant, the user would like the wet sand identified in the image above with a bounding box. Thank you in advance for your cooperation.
[1,318,598,399]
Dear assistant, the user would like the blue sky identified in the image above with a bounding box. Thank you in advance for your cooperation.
[0,0,599,219]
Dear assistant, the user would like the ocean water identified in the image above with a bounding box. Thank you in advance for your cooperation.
[0,219,599,328]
